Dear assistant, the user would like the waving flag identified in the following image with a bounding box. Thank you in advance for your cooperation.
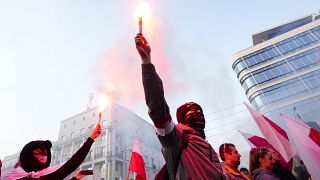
[281,114,320,179]
[127,136,147,180]
[239,131,292,169]
[244,103,296,162]
[282,114,320,147]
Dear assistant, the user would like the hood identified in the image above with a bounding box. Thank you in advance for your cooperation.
[19,140,52,172]
[176,102,205,131]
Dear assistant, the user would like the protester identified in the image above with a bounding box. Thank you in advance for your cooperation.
[135,33,225,179]
[240,168,250,179]
[250,147,280,180]
[219,143,249,180]
[0,159,2,178]
[3,123,101,180]
[268,148,297,180]
[292,156,311,180]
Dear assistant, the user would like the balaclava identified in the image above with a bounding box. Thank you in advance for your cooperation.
[19,140,52,172]
[176,102,205,138]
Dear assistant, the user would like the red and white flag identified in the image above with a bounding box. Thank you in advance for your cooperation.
[239,131,270,148]
[280,113,320,147]
[281,114,320,179]
[127,136,147,180]
[245,103,296,162]
[239,131,292,169]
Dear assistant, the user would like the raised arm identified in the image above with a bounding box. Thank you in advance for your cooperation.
[135,34,174,136]
[49,124,101,179]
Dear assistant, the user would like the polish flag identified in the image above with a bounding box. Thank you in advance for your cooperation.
[239,131,292,170]
[245,103,296,162]
[281,114,320,179]
[280,113,320,147]
[239,131,270,148]
[127,136,147,180]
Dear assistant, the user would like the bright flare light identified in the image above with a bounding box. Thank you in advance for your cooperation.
[133,2,153,30]
[98,92,110,113]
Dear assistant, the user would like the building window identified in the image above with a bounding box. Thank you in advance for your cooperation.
[73,120,76,125]
[65,145,71,153]
[93,113,95,117]
[64,124,67,128]
[82,116,85,120]
[71,132,75,139]
[88,124,94,131]
[102,120,107,127]
[103,147,106,155]
[61,135,65,142]
[81,128,85,135]
[101,132,106,141]
[144,156,149,165]
[152,158,156,169]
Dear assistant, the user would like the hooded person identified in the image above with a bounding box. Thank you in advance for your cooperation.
[3,123,101,180]
[0,159,2,177]
[135,33,225,180]
[19,140,52,173]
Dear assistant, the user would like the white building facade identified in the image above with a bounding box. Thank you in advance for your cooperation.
[51,103,163,180]
[2,103,163,180]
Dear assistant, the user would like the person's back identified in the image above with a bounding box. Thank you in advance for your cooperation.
[252,168,280,180]
[135,34,224,180]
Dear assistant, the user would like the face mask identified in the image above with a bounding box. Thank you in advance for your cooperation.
[33,148,48,164]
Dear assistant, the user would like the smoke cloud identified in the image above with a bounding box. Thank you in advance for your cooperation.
[94,5,239,121]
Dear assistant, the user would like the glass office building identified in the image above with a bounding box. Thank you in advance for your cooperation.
[231,13,320,129]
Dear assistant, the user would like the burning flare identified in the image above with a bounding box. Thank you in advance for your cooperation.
[98,92,110,124]
[98,92,110,113]
[133,1,153,34]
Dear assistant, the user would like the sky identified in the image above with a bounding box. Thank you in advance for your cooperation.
[0,0,319,167]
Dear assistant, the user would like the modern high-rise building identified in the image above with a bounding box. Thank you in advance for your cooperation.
[231,13,320,130]
[1,103,163,180]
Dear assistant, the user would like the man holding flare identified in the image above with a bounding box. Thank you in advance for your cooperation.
[134,31,225,179]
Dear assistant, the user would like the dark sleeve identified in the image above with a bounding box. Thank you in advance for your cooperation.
[158,128,181,179]
[142,64,172,129]
[46,137,94,179]
[142,64,184,179]
[272,164,297,180]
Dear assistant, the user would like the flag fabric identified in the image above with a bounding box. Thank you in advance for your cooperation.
[244,103,296,162]
[309,128,320,146]
[280,113,320,147]
[128,136,147,180]
[239,131,270,148]
[239,131,292,170]
[281,114,320,179]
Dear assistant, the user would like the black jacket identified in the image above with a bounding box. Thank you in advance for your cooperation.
[17,137,94,180]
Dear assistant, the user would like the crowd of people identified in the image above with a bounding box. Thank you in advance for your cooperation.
[135,33,302,180]
[0,34,308,180]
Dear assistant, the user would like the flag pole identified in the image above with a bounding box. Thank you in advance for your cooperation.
[126,171,130,180]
